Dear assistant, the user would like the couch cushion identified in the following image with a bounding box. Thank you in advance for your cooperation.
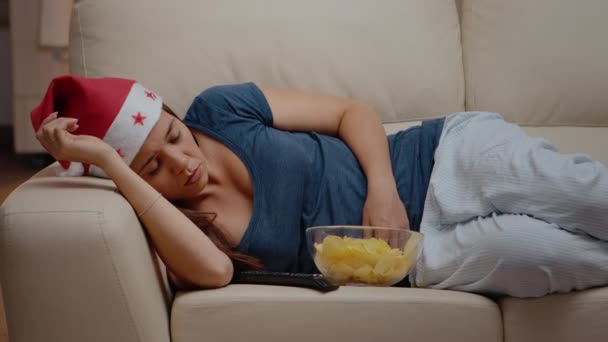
[501,287,608,342]
[70,0,464,123]
[461,0,608,126]
[171,285,502,342]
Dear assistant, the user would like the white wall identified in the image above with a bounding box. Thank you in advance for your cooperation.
[0,29,12,126]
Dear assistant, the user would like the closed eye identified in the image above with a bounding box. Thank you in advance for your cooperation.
[150,160,161,176]
[149,131,181,176]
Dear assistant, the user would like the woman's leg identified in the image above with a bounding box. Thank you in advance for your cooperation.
[428,111,608,240]
[414,213,608,298]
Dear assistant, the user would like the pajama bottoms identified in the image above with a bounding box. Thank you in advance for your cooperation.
[411,112,608,298]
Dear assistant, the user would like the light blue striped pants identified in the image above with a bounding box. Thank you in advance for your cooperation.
[412,112,608,298]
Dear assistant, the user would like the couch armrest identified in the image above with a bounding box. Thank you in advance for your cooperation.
[0,163,172,342]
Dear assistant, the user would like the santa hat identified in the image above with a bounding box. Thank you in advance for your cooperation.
[31,75,162,178]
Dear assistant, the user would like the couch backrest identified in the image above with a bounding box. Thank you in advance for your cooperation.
[460,0,608,127]
[69,0,464,123]
[70,0,608,164]
[457,0,608,164]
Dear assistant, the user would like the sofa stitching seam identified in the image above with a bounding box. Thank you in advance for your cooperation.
[456,0,466,112]
[1,210,101,217]
[77,5,88,76]
[467,1,475,111]
[97,209,142,342]
[382,118,608,128]
[1,208,11,287]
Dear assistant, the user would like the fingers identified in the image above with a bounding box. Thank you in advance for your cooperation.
[39,112,78,134]
[360,199,411,244]
[361,220,408,249]
[68,122,80,131]
[40,111,58,125]
[389,230,400,248]
[374,229,391,242]
[36,112,58,145]
[362,214,373,239]
[401,214,411,231]
[38,112,78,132]
[36,114,79,158]
[38,116,78,137]
[50,118,78,143]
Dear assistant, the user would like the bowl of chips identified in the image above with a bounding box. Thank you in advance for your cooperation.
[306,226,423,286]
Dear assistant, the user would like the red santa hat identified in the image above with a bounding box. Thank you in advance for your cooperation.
[31,75,162,178]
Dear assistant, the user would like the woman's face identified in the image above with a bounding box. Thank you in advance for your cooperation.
[130,110,209,201]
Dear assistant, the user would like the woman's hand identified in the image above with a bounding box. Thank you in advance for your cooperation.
[362,182,410,245]
[35,112,116,169]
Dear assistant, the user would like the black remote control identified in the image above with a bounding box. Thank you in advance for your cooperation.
[231,271,339,292]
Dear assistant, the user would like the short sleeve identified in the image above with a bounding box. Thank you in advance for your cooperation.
[184,82,273,129]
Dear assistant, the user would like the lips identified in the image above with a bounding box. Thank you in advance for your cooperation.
[185,165,201,186]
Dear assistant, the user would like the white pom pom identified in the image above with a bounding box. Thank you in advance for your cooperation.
[57,162,85,177]
[88,164,111,179]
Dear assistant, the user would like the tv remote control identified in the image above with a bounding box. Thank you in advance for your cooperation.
[231,271,339,292]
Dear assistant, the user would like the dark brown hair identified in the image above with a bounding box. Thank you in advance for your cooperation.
[162,103,263,271]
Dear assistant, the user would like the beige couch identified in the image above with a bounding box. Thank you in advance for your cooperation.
[2,0,608,341]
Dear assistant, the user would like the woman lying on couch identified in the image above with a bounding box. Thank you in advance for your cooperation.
[32,75,608,298]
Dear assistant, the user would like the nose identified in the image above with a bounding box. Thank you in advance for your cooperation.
[159,146,191,175]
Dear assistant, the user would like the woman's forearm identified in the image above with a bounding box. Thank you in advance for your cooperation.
[99,154,233,288]
[338,102,397,191]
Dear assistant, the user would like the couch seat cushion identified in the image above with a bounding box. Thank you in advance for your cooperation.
[501,287,608,342]
[171,285,502,342]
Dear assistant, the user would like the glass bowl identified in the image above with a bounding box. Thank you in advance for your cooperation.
[306,225,423,286]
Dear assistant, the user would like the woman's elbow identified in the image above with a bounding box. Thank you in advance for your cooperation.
[207,260,234,288]
[170,261,233,290]
[192,254,234,288]
[190,262,233,289]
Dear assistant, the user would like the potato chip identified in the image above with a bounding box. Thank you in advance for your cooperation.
[313,235,419,285]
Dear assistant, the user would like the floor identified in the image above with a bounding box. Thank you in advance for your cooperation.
[0,128,41,203]
[0,126,49,342]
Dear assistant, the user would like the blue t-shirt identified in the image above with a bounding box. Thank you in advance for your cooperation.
[183,82,444,274]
